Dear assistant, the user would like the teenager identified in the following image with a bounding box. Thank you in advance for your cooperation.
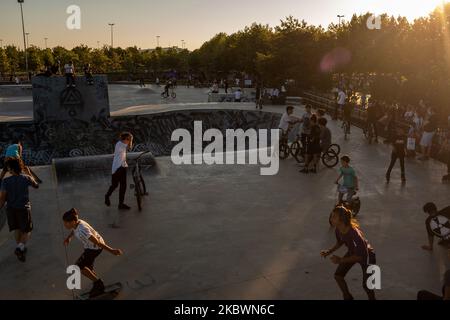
[0,158,39,262]
[63,208,123,298]
[105,132,133,210]
[386,126,407,183]
[300,115,321,174]
[335,156,359,204]
[321,206,376,300]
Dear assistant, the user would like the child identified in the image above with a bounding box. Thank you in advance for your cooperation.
[0,158,39,262]
[63,208,123,297]
[105,132,133,210]
[386,126,407,183]
[321,206,376,300]
[335,156,359,204]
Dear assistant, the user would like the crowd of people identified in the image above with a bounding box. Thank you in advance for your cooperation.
[278,99,450,300]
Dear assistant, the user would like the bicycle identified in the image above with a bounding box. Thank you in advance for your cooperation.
[129,151,152,211]
[279,132,304,161]
[329,184,361,225]
[364,122,377,144]
[321,147,339,168]
[337,183,361,214]
[161,88,177,99]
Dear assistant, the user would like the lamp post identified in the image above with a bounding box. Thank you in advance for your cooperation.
[337,15,345,28]
[18,0,28,77]
[108,23,115,48]
[157,36,160,47]
[44,37,48,49]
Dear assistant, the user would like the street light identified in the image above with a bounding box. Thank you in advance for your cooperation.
[156,36,160,47]
[18,0,28,78]
[337,15,345,28]
[108,23,115,48]
[44,37,48,49]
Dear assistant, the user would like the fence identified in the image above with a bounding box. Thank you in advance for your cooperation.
[301,91,449,164]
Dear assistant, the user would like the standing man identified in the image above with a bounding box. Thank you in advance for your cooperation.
[64,60,76,87]
[336,88,347,120]
[386,126,407,183]
[300,105,313,159]
[105,132,133,210]
[0,158,39,262]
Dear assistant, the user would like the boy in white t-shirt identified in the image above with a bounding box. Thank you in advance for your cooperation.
[105,132,133,210]
[63,208,123,298]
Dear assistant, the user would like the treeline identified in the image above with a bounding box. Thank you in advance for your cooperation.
[1,5,450,112]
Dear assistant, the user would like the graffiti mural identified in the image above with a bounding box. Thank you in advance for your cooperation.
[0,110,281,166]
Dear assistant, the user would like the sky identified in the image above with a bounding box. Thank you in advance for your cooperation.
[0,0,446,50]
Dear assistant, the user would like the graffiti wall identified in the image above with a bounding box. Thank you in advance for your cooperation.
[0,110,281,166]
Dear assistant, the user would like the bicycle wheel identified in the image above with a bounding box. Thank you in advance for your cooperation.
[279,143,290,160]
[351,198,361,217]
[290,141,302,158]
[139,174,147,196]
[328,144,341,155]
[322,150,339,168]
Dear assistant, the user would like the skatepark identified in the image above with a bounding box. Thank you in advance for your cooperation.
[0,81,449,300]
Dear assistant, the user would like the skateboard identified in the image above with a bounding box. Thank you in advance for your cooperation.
[76,282,122,300]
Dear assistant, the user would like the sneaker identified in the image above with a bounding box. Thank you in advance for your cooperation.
[14,248,25,263]
[89,280,105,298]
[118,204,131,210]
[105,195,111,207]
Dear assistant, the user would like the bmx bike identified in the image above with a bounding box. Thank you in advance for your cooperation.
[129,151,152,211]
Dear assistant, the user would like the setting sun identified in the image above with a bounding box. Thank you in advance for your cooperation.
[368,0,448,20]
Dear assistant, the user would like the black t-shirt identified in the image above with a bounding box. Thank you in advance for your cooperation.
[309,124,321,146]
[392,134,406,156]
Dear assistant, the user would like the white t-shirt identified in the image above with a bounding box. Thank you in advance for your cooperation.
[337,91,346,105]
[74,220,105,250]
[112,141,129,174]
[234,90,242,100]
[64,64,74,74]
[279,112,296,132]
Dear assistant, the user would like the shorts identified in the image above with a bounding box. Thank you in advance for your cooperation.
[76,249,103,270]
[7,207,33,233]
[420,132,434,147]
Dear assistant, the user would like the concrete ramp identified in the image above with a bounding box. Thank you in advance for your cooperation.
[52,152,157,182]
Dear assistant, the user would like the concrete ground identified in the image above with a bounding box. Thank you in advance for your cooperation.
[0,84,253,121]
[0,103,449,300]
